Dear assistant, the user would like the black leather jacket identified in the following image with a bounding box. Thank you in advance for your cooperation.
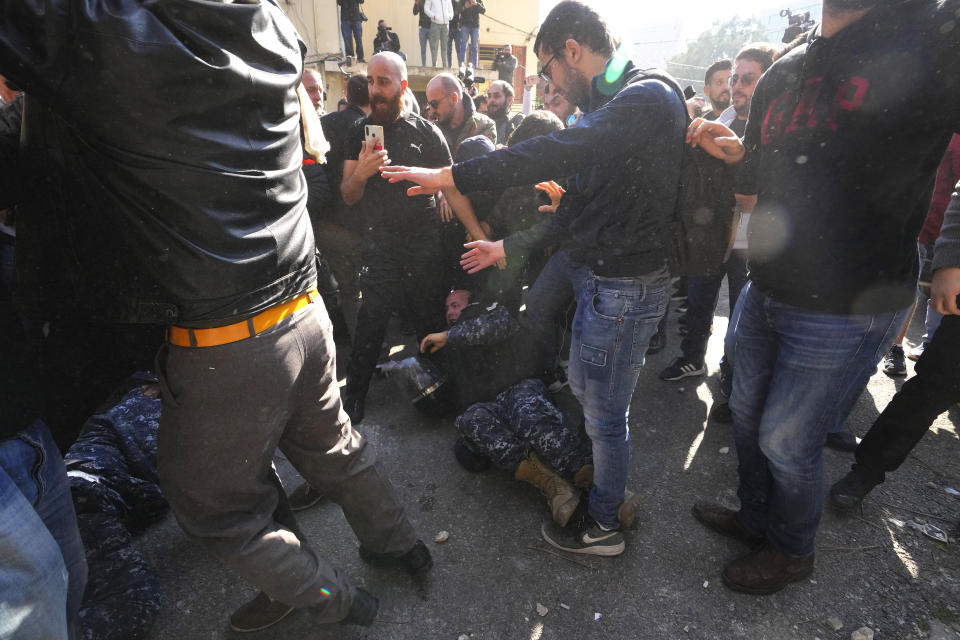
[0,0,316,326]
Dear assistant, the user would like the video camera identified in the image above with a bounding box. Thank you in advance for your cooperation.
[780,9,816,43]
[458,64,485,89]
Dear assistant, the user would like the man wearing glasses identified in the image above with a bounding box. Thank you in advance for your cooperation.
[425,72,496,156]
[382,1,737,556]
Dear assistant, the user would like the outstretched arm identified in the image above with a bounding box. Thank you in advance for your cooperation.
[686,118,745,165]
[460,239,505,273]
[380,165,454,195]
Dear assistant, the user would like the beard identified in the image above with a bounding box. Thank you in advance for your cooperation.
[733,92,750,118]
[559,67,591,110]
[369,91,403,125]
[487,102,507,120]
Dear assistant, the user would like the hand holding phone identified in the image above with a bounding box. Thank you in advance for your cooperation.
[364,125,384,151]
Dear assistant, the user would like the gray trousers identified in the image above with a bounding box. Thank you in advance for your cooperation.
[157,298,417,622]
[428,22,449,67]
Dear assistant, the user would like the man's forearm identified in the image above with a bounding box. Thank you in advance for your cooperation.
[341,172,368,206]
[443,186,486,241]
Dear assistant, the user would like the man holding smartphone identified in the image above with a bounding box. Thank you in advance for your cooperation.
[340,52,485,423]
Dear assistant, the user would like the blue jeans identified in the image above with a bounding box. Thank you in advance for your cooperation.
[447,26,466,67]
[340,20,364,59]
[464,27,480,67]
[729,282,909,555]
[525,251,667,528]
[419,27,430,66]
[0,420,87,640]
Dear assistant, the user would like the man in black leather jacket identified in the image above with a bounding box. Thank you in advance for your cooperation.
[0,0,427,631]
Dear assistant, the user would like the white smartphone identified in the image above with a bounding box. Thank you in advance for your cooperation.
[364,124,384,151]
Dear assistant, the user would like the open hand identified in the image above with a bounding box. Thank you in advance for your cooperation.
[461,239,506,274]
[380,165,452,196]
[535,180,565,213]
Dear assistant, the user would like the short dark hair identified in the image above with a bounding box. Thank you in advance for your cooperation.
[346,73,369,107]
[507,110,564,146]
[474,94,487,106]
[490,79,514,99]
[704,59,732,85]
[735,44,777,74]
[533,1,615,59]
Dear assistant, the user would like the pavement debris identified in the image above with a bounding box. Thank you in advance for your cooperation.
[718,447,729,454]
[435,530,450,543]
[559,603,570,610]
[906,519,949,543]
[594,612,602,621]
[825,616,843,631]
[850,626,874,640]
[536,603,548,617]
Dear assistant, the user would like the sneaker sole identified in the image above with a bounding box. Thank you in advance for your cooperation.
[540,523,625,556]
[659,367,706,381]
[882,368,907,377]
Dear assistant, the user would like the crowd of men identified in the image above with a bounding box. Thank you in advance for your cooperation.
[2,0,960,637]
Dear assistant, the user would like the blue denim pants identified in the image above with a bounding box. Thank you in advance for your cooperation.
[729,282,908,555]
[340,20,364,59]
[524,251,667,528]
[418,27,430,66]
[464,27,480,67]
[0,420,87,640]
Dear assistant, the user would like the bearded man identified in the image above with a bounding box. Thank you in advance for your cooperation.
[340,52,466,423]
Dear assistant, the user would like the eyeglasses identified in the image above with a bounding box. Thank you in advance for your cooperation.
[538,54,558,83]
[729,73,758,87]
[426,95,450,110]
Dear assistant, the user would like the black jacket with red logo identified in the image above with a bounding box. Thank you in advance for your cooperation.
[740,0,960,314]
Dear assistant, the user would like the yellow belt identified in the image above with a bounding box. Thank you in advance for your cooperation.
[167,289,318,348]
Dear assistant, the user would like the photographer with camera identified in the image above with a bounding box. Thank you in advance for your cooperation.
[492,44,518,82]
[373,20,403,58]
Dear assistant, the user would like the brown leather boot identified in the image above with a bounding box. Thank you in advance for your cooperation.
[722,545,814,595]
[515,453,580,527]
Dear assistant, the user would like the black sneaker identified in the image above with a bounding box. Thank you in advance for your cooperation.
[287,482,324,511]
[658,357,706,381]
[881,344,907,376]
[230,591,294,632]
[340,587,378,626]
[359,539,433,576]
[541,519,625,556]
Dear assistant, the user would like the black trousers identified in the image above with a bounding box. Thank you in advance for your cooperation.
[346,247,446,397]
[854,312,960,480]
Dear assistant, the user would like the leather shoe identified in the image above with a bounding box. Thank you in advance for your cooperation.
[341,393,365,425]
[709,401,733,424]
[829,469,881,512]
[825,430,859,452]
[359,539,433,576]
[340,587,378,626]
[722,545,814,595]
[230,591,294,632]
[692,501,763,546]
[287,482,324,511]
